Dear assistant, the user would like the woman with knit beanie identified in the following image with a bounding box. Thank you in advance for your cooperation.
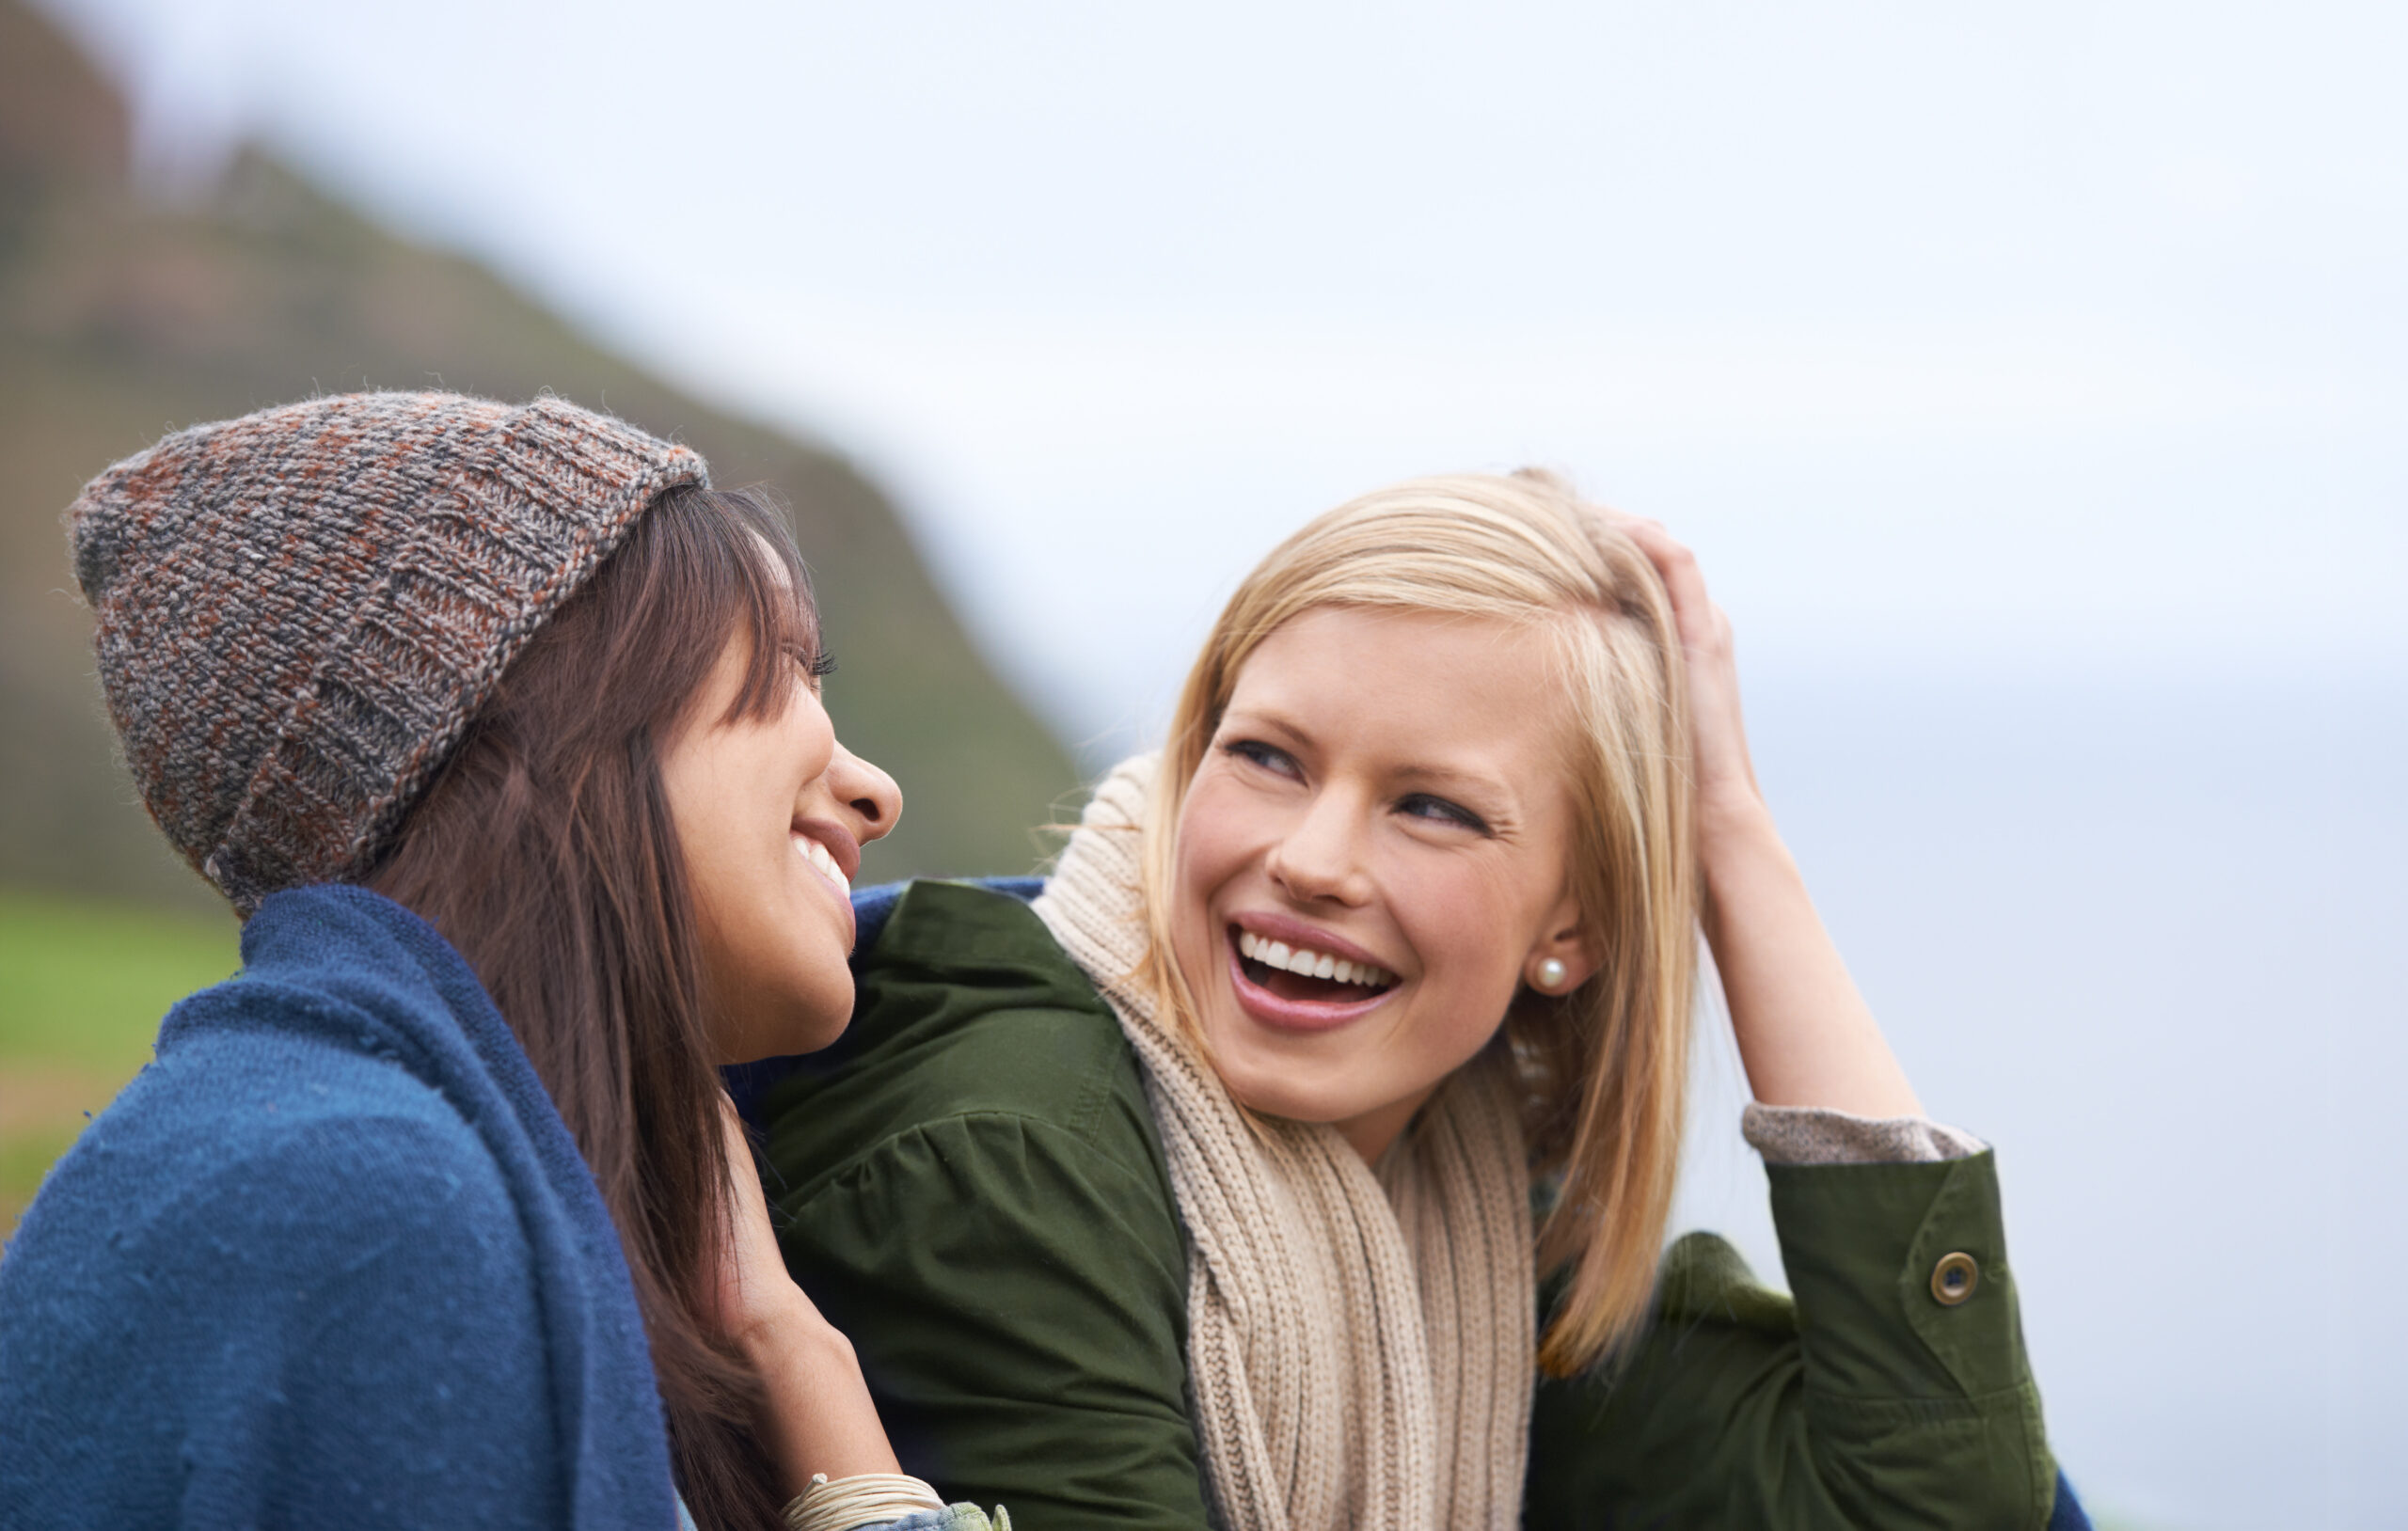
[0,394,998,1531]
[752,470,2089,1529]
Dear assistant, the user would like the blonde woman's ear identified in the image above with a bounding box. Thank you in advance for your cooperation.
[1524,919,1596,994]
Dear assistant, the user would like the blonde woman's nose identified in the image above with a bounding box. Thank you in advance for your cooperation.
[1264,795,1370,906]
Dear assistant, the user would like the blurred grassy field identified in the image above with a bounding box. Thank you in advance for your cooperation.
[0,887,240,1237]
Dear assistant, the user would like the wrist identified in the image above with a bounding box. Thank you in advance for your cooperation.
[737,1295,900,1489]
[1695,789,1781,862]
[728,1286,848,1370]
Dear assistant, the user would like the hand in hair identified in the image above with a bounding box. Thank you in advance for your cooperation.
[1602,513,1762,816]
[704,1097,902,1494]
[1606,513,1925,1121]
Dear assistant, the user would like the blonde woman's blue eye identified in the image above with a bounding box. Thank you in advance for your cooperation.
[1402,795,1486,832]
[1226,739,1298,777]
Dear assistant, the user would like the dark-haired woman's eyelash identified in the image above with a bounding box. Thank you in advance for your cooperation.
[782,643,837,680]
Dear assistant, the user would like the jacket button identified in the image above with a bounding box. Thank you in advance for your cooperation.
[1930,1251,1980,1306]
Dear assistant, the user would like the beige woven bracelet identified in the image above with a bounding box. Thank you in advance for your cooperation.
[781,1471,946,1531]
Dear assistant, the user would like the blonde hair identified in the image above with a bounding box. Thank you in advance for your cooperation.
[1133,468,1698,1376]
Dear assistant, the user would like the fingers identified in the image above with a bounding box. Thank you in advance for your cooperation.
[1604,511,1721,653]
[1586,502,1763,806]
[717,1092,776,1230]
[706,1091,821,1345]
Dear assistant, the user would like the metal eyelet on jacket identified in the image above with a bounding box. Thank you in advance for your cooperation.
[1930,1251,1980,1306]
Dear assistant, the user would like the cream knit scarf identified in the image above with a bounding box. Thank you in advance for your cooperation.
[1032,758,1535,1531]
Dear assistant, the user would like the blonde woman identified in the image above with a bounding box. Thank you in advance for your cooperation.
[746,471,2080,1529]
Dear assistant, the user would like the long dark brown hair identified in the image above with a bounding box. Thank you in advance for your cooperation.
[371,483,817,1529]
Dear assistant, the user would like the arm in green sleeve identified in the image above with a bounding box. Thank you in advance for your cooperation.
[776,1113,1212,1531]
[1527,1151,2056,1531]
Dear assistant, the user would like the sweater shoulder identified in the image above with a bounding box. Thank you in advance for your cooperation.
[761,879,1162,1199]
[0,1033,560,1524]
[14,1017,507,1263]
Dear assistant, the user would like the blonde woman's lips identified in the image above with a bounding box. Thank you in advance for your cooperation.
[1225,926,1397,1034]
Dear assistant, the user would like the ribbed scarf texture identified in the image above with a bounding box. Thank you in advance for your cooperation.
[1033,758,1535,1531]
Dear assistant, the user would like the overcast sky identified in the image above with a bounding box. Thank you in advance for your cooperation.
[46,0,2408,751]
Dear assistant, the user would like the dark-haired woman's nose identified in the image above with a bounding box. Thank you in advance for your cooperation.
[831,743,902,844]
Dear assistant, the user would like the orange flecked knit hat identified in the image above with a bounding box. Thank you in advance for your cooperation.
[66,391,708,913]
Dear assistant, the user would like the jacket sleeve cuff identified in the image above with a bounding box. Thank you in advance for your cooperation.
[1743,1101,1988,1165]
[1767,1150,2033,1401]
[1766,1150,2058,1523]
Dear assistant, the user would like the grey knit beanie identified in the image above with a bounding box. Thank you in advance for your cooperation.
[67,391,709,914]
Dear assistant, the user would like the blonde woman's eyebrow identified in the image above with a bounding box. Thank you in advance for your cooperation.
[1218,706,1312,745]
[1390,763,1507,792]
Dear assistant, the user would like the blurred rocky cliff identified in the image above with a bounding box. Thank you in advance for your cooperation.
[0,0,1077,912]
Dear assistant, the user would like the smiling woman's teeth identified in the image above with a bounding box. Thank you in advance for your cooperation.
[793,833,848,895]
[1235,928,1394,988]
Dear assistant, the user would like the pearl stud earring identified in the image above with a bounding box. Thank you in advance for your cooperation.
[1534,957,1569,992]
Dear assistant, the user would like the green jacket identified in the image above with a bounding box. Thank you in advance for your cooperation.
[761,881,2056,1529]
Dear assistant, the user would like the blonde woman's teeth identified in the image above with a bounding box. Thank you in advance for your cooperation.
[1236,929,1393,988]
[794,833,848,895]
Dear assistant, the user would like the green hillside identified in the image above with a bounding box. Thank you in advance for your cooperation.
[0,0,1078,917]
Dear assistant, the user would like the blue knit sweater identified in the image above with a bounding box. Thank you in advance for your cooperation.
[0,884,678,1530]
